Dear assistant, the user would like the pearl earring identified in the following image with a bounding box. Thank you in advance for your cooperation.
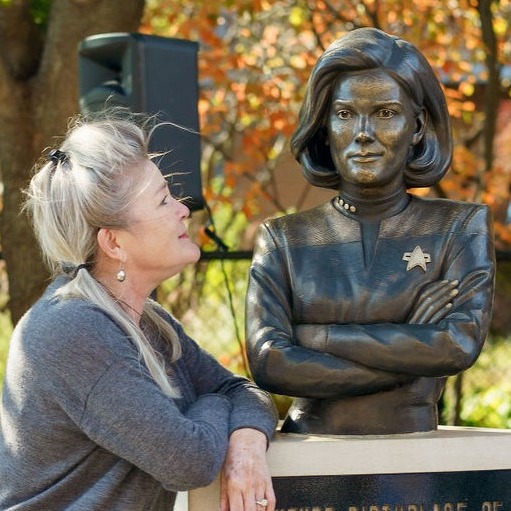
[116,269,126,282]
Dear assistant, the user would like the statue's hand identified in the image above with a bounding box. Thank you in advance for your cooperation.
[407,279,459,324]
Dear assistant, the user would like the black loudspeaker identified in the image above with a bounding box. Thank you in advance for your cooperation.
[78,32,204,211]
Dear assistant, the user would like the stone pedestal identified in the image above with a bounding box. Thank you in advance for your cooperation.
[189,426,511,511]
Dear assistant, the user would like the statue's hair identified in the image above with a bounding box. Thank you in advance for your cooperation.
[24,109,181,398]
[290,27,452,190]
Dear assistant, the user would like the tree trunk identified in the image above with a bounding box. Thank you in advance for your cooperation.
[476,0,499,198]
[0,0,145,324]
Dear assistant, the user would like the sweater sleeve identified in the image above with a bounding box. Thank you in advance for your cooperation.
[38,302,234,492]
[79,360,232,492]
[170,317,278,444]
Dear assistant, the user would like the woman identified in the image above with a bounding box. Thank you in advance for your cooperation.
[246,27,495,436]
[0,112,278,510]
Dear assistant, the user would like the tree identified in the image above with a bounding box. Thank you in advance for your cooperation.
[0,0,145,323]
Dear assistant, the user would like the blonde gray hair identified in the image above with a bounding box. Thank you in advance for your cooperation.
[24,111,181,398]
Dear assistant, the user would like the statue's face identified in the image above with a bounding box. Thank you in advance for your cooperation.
[327,68,421,194]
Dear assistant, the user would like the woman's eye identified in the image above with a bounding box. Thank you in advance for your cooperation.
[160,195,169,206]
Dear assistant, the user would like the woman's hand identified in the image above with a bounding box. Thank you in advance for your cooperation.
[219,428,275,511]
[408,279,459,324]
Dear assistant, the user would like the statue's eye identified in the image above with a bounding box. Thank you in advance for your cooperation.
[377,108,395,118]
[336,109,352,120]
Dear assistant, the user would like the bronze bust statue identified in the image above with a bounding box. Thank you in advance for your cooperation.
[245,27,495,435]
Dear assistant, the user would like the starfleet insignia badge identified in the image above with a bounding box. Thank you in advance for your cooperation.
[402,246,431,272]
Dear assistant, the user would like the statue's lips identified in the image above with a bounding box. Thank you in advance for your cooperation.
[350,153,382,163]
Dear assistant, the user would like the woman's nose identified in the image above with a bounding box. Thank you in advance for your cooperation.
[180,202,191,220]
[175,198,190,220]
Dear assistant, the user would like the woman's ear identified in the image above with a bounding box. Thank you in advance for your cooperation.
[97,228,124,261]
[412,109,427,146]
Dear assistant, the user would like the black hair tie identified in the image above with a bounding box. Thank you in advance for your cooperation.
[47,149,69,165]
[61,262,90,279]
[73,263,91,278]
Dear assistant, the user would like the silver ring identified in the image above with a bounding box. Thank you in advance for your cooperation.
[256,498,268,507]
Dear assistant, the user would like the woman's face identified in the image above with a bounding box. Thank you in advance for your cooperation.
[118,160,201,286]
[326,68,423,195]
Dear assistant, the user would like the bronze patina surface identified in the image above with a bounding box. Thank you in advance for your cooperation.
[246,28,495,435]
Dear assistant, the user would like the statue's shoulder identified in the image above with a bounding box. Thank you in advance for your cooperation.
[260,202,335,244]
[264,201,333,231]
[410,195,491,231]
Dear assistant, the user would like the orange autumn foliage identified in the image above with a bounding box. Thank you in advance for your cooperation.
[141,0,511,250]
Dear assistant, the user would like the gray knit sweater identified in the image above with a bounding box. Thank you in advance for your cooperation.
[0,278,277,510]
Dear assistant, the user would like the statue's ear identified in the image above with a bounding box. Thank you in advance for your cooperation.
[412,109,426,146]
